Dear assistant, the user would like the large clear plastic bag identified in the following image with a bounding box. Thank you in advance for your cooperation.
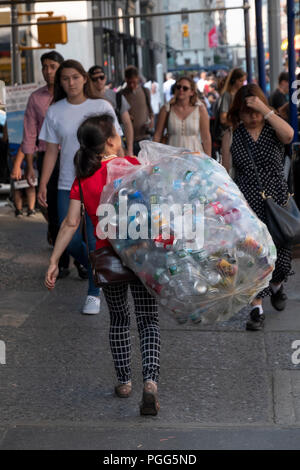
[98,141,277,324]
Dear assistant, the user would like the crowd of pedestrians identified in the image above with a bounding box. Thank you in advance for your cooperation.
[5,54,297,415]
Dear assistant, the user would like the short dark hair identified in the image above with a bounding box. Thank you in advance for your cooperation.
[88,65,104,76]
[278,71,289,83]
[40,50,64,66]
[125,65,139,80]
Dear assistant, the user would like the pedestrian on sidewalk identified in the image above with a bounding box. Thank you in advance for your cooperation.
[10,148,36,217]
[120,65,154,155]
[38,59,123,315]
[144,76,162,127]
[153,75,212,156]
[20,50,71,278]
[222,84,294,331]
[45,114,160,416]
[88,65,134,156]
[269,72,289,121]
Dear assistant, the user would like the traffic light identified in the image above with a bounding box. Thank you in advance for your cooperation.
[37,16,68,47]
[182,24,189,38]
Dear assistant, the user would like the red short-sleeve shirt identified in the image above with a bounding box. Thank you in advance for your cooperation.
[70,156,140,250]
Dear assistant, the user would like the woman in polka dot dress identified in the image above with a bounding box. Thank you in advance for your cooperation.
[222,84,294,331]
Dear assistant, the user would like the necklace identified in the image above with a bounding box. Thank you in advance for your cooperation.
[100,154,119,161]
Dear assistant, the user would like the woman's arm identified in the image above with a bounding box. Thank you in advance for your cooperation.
[45,199,81,290]
[246,96,294,144]
[221,129,232,173]
[153,106,168,143]
[37,142,59,207]
[199,105,212,156]
[220,112,228,126]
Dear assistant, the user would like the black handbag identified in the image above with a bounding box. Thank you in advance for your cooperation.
[243,140,300,248]
[78,180,138,287]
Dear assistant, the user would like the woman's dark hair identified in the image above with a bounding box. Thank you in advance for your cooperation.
[227,83,271,129]
[74,114,115,179]
[54,59,96,102]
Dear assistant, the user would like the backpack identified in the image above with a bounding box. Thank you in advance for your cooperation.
[116,86,153,123]
[115,90,123,124]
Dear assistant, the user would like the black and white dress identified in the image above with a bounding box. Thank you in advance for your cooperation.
[231,122,293,298]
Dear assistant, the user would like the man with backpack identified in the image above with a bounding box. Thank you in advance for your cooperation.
[88,65,134,156]
[121,66,154,155]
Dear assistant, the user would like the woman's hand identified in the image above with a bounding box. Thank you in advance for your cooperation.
[245,96,270,116]
[45,262,59,290]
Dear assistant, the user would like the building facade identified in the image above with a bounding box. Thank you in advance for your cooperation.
[92,0,166,84]
[163,0,217,71]
[1,0,166,86]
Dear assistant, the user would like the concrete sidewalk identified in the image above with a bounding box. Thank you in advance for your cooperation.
[0,204,300,450]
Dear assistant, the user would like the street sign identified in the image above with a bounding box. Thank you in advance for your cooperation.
[5,83,39,155]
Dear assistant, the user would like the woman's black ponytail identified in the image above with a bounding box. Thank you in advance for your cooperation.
[74,114,115,179]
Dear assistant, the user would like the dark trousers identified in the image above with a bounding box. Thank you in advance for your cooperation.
[37,152,69,269]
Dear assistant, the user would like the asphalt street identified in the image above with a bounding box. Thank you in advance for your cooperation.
[1,203,300,450]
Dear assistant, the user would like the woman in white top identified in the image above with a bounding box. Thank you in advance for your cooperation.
[153,76,211,156]
[38,59,122,314]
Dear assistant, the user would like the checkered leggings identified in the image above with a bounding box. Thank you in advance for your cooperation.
[102,281,160,385]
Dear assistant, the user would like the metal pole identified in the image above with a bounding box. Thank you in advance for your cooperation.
[156,63,164,106]
[135,0,143,71]
[287,0,298,142]
[255,0,266,94]
[243,0,252,83]
[268,0,282,95]
[25,1,34,83]
[10,3,22,84]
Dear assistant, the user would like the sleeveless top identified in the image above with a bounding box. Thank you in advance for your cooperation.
[165,101,204,152]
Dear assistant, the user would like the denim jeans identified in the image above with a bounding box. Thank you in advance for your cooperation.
[57,189,99,297]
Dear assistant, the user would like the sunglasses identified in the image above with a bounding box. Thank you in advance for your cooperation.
[176,84,191,91]
[91,74,105,82]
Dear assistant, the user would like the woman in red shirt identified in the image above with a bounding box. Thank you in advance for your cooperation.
[45,114,160,416]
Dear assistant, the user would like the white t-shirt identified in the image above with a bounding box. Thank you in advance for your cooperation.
[39,98,122,191]
[144,80,161,115]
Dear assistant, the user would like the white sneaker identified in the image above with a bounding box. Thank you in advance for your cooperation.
[82,295,100,315]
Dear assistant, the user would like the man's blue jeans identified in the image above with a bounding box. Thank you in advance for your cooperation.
[57,189,99,297]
